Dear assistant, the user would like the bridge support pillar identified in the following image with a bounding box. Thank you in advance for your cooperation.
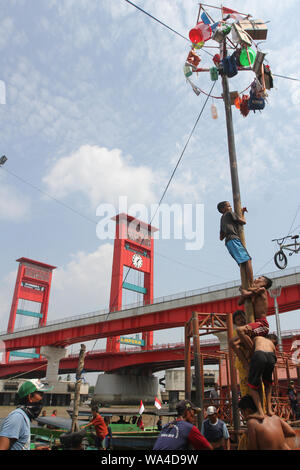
[41,346,67,384]
[92,372,158,406]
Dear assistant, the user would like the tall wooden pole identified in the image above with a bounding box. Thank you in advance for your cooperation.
[192,312,204,426]
[221,39,254,324]
[185,322,192,400]
[71,343,86,433]
[226,314,240,432]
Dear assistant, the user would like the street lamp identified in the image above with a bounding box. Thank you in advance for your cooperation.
[0,155,7,166]
[269,286,283,353]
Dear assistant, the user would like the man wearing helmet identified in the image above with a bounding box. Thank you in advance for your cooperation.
[0,379,53,450]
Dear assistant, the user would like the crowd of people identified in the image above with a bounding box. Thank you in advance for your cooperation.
[0,376,298,451]
[0,200,299,452]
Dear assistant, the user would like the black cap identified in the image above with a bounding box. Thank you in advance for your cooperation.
[176,400,201,415]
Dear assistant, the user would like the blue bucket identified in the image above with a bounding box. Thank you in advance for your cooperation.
[201,12,211,25]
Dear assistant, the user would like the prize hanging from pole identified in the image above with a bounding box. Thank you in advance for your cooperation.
[211,99,218,119]
[183,3,273,118]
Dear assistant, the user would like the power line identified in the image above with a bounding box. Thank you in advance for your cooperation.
[123,0,214,57]
[150,81,217,226]
[1,167,97,226]
[1,165,223,282]
[287,204,300,237]
[254,256,274,276]
[273,74,300,83]
[124,0,189,43]
[156,252,227,280]
[106,81,217,327]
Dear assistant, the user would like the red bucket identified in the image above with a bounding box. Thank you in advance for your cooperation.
[189,22,212,43]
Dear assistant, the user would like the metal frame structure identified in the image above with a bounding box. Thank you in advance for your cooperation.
[5,258,56,363]
[184,312,300,435]
[107,213,158,353]
[184,311,240,431]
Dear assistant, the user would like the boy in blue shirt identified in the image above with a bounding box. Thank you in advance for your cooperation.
[217,201,253,284]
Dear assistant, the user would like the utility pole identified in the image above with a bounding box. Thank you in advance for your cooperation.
[71,343,86,433]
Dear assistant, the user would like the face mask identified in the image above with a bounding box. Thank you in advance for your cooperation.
[19,400,44,420]
[27,402,44,420]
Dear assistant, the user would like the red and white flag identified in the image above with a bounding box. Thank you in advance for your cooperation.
[139,400,145,415]
[154,397,162,410]
[222,6,244,21]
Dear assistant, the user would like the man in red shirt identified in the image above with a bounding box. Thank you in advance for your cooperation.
[81,407,108,450]
[153,400,212,451]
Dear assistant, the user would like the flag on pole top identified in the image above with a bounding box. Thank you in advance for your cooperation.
[139,400,145,415]
[154,397,162,410]
[222,6,244,21]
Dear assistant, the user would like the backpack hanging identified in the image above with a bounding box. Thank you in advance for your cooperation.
[222,54,238,78]
[248,90,265,112]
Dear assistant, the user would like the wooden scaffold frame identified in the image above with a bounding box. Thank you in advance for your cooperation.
[185,311,300,435]
[184,311,240,432]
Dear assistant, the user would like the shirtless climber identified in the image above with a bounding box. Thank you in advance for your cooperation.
[246,334,278,420]
[238,395,296,450]
[236,275,272,352]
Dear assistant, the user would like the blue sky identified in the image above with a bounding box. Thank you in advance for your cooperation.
[1,0,300,382]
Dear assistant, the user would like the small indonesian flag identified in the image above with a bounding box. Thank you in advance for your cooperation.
[139,400,145,415]
[154,397,162,410]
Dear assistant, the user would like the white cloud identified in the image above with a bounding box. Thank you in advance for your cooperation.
[0,270,17,333]
[0,180,31,221]
[42,144,157,209]
[48,243,113,319]
[0,244,113,333]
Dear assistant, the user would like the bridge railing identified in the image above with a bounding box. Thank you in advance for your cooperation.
[2,265,300,336]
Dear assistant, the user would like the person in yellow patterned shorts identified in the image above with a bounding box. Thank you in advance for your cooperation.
[231,310,249,397]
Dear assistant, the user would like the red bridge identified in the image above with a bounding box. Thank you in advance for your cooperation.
[0,330,299,380]
[1,267,300,379]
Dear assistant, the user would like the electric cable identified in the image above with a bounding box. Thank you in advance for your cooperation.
[123,0,214,57]
[105,80,217,331]
[273,74,300,83]
[0,166,225,289]
[124,0,189,43]
[1,167,97,226]
[287,204,300,237]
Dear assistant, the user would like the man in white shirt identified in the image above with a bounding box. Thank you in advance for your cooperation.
[201,406,230,450]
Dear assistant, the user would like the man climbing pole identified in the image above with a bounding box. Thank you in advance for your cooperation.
[217,201,253,285]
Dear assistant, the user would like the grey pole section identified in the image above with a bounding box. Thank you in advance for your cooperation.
[270,287,283,353]
[192,312,204,427]
[71,343,86,432]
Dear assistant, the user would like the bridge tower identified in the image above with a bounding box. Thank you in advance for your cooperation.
[5,257,56,363]
[106,214,158,353]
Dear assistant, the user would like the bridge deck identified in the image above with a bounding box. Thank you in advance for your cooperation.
[1,267,300,352]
